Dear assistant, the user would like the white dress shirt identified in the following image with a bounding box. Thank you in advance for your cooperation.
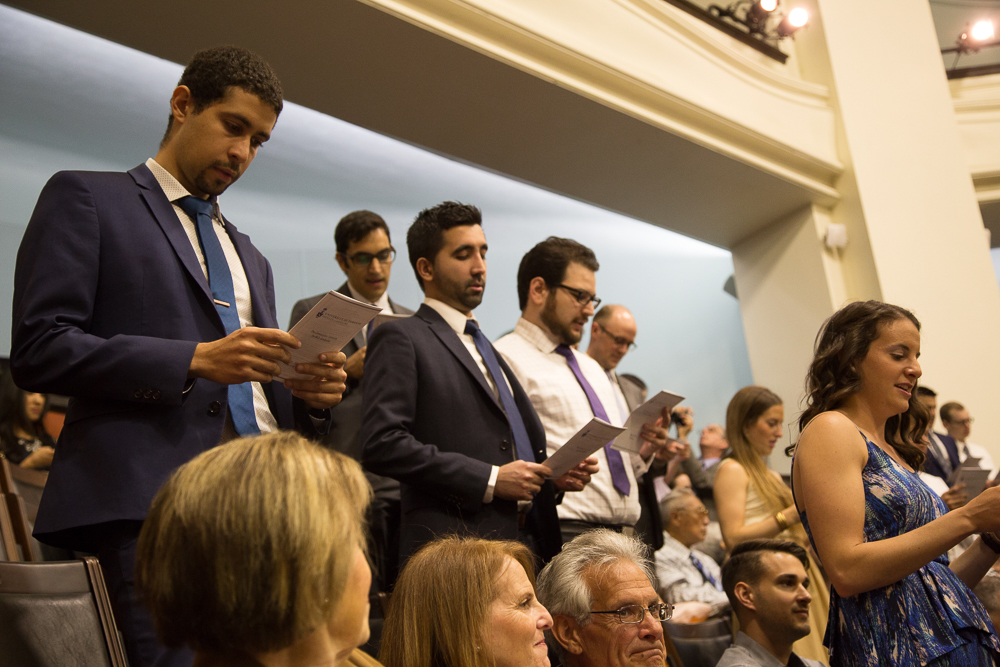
[146,158,278,434]
[495,317,649,526]
[423,298,512,502]
[349,282,391,345]
[655,532,729,614]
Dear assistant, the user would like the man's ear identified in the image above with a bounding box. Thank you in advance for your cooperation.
[335,252,350,275]
[551,615,585,656]
[416,256,434,285]
[168,85,196,126]
[528,276,550,307]
[733,582,756,613]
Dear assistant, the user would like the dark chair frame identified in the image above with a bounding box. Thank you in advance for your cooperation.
[0,458,39,561]
[0,557,129,667]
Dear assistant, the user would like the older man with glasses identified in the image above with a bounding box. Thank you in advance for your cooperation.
[289,209,413,593]
[654,489,730,617]
[537,529,678,667]
[496,238,676,543]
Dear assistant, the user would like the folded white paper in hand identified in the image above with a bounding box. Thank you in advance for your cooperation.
[545,418,627,478]
[276,291,381,380]
[612,390,686,454]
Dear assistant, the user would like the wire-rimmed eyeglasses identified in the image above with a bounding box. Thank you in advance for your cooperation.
[590,603,673,624]
[346,247,395,266]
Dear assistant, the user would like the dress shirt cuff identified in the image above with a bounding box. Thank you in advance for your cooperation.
[631,451,653,477]
[483,465,500,503]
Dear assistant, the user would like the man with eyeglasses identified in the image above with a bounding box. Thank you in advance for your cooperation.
[585,304,675,552]
[654,489,729,616]
[536,529,678,667]
[940,401,998,481]
[718,539,823,667]
[496,237,674,543]
[289,209,413,591]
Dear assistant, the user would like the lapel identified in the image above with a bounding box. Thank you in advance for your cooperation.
[337,282,367,351]
[225,217,276,328]
[417,305,502,412]
[130,164,215,312]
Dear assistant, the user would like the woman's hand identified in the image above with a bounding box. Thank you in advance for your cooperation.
[956,485,1000,533]
[21,445,55,469]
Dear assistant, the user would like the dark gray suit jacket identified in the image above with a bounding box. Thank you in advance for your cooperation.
[361,304,562,562]
[617,373,666,551]
[288,282,413,468]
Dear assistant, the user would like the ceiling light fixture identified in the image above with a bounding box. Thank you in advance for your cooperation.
[709,0,809,43]
[943,19,999,70]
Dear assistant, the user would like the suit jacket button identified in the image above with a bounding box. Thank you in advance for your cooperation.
[152,390,161,400]
[208,401,222,416]
[501,440,509,451]
[134,389,143,399]
[143,390,152,399]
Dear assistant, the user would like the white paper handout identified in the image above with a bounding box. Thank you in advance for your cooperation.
[950,467,991,498]
[612,390,686,454]
[370,311,411,331]
[544,418,627,478]
[275,291,381,380]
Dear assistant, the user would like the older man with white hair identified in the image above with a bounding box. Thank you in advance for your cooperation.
[536,529,677,667]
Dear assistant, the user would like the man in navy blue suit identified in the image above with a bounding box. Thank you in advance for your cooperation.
[11,47,346,667]
[916,386,962,486]
[361,202,598,564]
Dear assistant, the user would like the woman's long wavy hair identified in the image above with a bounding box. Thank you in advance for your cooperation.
[789,300,927,470]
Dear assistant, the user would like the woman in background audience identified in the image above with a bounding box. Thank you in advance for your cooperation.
[714,385,829,663]
[135,431,377,667]
[381,536,552,667]
[0,372,54,469]
[792,300,1000,665]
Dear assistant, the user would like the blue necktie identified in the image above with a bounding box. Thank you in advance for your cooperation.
[554,345,630,496]
[464,320,534,463]
[690,553,722,591]
[176,196,260,436]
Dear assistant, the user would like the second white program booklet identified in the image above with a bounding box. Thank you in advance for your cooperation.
[545,418,627,478]
[275,291,381,380]
[612,390,686,454]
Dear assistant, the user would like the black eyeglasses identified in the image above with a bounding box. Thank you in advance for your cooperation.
[555,284,601,309]
[595,322,637,350]
[591,603,672,624]
[347,248,395,266]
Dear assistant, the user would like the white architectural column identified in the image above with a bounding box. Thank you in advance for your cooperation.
[736,0,1000,466]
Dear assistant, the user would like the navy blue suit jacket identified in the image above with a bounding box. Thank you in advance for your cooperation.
[11,165,314,550]
[360,304,561,562]
[923,432,962,484]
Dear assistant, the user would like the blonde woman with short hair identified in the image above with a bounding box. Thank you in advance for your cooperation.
[135,431,375,667]
[381,537,552,667]
[713,386,829,664]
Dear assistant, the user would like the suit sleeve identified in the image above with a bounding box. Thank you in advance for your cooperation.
[361,323,493,510]
[288,298,311,330]
[11,172,196,405]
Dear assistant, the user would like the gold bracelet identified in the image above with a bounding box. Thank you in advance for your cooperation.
[774,511,789,532]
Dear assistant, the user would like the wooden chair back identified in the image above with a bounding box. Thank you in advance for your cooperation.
[0,557,129,667]
[0,458,40,561]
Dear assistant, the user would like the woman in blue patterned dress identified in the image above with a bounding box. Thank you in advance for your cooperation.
[791,300,1000,666]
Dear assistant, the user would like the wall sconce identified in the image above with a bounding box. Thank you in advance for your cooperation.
[708,0,809,42]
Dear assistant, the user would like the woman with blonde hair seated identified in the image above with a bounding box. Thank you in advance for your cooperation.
[135,431,376,667]
[713,386,830,664]
[381,536,552,667]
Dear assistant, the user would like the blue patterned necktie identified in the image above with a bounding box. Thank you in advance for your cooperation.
[554,345,630,496]
[690,553,722,591]
[176,196,260,436]
[464,320,534,463]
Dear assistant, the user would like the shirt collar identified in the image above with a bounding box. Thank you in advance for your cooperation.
[348,281,392,311]
[733,631,790,667]
[145,157,221,219]
[662,531,693,557]
[424,298,477,336]
[513,317,559,354]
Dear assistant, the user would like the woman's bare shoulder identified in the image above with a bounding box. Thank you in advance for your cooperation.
[797,411,868,460]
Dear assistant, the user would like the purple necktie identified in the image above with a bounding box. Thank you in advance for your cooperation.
[554,345,630,496]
